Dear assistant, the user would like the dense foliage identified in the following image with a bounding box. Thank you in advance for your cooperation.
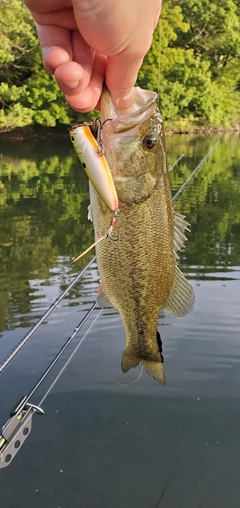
[0,0,240,131]
[0,0,85,132]
[138,0,240,128]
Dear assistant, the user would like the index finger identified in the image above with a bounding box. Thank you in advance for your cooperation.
[105,52,144,109]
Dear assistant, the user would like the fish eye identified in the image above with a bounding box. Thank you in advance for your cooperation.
[142,134,157,150]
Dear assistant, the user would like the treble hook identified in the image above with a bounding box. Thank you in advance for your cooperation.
[107,229,119,242]
[96,208,119,242]
[73,117,113,158]
[89,117,113,156]
[106,208,120,241]
[73,207,119,264]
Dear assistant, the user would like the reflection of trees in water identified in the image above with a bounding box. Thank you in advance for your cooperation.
[168,133,240,268]
[0,141,95,332]
[0,133,240,332]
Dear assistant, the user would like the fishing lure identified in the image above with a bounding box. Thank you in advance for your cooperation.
[70,122,119,212]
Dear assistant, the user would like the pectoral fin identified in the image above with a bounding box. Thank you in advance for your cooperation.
[97,283,114,308]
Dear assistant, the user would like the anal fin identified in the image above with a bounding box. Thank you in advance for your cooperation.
[164,265,194,317]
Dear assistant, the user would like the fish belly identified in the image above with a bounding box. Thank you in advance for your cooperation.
[90,179,175,383]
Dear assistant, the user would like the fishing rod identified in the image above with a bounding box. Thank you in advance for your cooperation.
[0,139,220,468]
[169,153,184,172]
[0,304,104,468]
[0,142,217,378]
[173,140,220,202]
[0,255,96,376]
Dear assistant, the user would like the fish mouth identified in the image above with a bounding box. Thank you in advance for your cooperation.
[101,86,159,126]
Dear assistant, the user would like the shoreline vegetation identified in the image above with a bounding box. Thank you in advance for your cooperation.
[0,123,240,142]
[0,0,240,136]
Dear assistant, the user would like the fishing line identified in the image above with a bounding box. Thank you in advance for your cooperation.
[94,309,105,369]
[157,17,162,99]
[105,366,143,387]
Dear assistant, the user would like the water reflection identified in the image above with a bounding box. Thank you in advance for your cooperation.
[0,132,240,508]
[0,133,240,333]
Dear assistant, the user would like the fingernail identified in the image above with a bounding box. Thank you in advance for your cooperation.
[114,90,134,110]
[62,81,79,90]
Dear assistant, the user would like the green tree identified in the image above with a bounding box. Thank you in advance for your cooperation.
[0,0,94,131]
[1,0,240,130]
[0,0,36,130]
[138,0,240,127]
[174,0,240,74]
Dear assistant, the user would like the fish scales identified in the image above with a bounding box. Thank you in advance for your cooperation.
[90,87,194,384]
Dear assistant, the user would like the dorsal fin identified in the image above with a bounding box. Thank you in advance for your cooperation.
[164,265,194,317]
[174,211,190,254]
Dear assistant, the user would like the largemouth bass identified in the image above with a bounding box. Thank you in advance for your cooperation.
[80,88,194,384]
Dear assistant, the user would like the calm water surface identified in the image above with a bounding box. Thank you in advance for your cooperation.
[0,132,240,508]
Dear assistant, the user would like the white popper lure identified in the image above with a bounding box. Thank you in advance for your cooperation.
[70,124,119,212]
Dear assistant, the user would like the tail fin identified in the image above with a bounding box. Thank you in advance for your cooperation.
[121,349,166,386]
[141,359,166,385]
[121,350,140,372]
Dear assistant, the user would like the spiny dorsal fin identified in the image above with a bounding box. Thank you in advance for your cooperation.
[174,211,190,254]
[164,265,194,317]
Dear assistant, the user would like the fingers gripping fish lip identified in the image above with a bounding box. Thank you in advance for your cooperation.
[101,86,159,124]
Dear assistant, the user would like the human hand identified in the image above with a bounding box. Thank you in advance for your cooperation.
[23,0,161,112]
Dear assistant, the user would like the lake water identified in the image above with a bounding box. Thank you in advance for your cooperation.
[0,131,240,508]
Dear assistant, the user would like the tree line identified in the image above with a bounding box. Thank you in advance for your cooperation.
[0,0,240,132]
